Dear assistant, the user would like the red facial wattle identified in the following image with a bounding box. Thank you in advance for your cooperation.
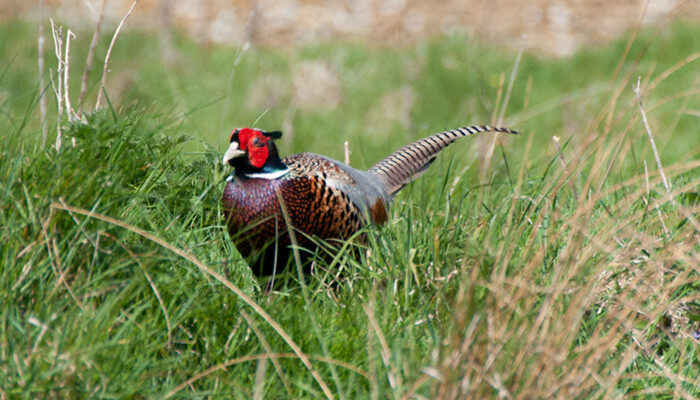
[248,145,269,168]
[237,128,270,168]
[236,128,254,150]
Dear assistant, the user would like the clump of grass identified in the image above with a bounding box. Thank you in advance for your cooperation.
[428,87,698,398]
[1,109,245,396]
[1,19,698,399]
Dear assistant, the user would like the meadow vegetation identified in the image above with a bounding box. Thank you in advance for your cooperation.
[0,19,698,398]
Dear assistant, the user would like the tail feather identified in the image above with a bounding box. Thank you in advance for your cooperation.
[367,125,519,195]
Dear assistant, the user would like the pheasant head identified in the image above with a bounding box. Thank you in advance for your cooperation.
[223,128,287,179]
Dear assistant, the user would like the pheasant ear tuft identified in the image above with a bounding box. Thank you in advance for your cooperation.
[265,131,283,139]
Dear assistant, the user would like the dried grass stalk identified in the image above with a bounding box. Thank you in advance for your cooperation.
[95,0,139,109]
[79,0,108,112]
[633,77,674,205]
[38,0,47,146]
[49,19,64,151]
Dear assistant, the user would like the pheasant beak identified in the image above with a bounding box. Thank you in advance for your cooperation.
[222,141,246,166]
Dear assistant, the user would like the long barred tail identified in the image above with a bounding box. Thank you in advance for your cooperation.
[367,125,519,195]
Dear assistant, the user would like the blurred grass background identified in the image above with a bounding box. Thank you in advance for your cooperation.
[0,9,698,399]
[1,19,698,163]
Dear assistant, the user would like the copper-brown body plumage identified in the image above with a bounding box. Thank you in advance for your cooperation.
[223,153,370,276]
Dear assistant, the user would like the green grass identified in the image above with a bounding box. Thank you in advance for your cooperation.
[1,19,698,399]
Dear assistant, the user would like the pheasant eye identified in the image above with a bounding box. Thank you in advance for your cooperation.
[251,137,263,147]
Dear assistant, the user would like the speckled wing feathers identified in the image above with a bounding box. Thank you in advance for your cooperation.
[283,153,391,224]
[367,125,519,195]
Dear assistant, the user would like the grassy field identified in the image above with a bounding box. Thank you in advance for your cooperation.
[1,19,698,399]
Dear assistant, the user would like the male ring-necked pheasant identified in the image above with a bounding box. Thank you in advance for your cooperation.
[223,125,518,276]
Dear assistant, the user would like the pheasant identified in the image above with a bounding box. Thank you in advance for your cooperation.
[222,125,518,277]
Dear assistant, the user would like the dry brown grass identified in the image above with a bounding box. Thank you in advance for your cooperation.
[428,67,699,398]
